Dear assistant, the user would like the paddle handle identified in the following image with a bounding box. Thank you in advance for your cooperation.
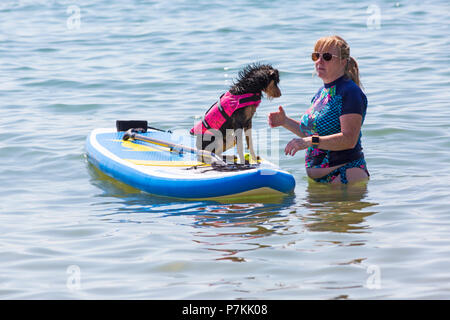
[122,129,226,166]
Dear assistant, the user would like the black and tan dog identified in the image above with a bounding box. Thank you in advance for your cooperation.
[190,63,281,164]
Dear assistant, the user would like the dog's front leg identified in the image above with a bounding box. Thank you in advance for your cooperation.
[245,128,257,163]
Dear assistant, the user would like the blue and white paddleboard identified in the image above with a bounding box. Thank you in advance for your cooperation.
[86,128,295,199]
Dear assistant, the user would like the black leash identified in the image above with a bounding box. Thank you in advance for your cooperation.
[116,120,172,133]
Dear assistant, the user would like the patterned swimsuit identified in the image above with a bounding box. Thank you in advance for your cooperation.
[299,76,369,184]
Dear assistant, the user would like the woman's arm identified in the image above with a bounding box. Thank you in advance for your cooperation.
[312,113,362,150]
[282,117,306,138]
[284,114,362,156]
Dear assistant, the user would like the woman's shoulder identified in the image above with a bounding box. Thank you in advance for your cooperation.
[337,77,367,114]
[337,76,363,93]
[338,77,366,101]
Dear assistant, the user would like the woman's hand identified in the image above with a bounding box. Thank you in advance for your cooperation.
[268,106,287,128]
[284,138,311,156]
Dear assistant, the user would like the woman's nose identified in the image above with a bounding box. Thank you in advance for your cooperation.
[315,56,324,64]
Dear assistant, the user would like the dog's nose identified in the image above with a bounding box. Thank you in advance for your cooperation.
[275,88,282,97]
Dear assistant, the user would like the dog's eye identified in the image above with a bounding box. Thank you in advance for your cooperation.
[270,72,279,83]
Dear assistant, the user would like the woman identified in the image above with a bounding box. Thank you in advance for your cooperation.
[268,35,369,184]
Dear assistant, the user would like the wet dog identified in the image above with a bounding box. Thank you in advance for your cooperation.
[190,63,281,164]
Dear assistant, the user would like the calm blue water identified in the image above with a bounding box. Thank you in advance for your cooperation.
[1,0,449,299]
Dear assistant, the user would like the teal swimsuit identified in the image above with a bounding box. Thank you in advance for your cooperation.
[299,75,369,184]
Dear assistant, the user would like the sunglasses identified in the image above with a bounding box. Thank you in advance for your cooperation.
[311,52,340,62]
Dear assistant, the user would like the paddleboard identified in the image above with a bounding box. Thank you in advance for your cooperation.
[86,128,295,199]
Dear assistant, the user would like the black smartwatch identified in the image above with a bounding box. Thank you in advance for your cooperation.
[311,134,320,148]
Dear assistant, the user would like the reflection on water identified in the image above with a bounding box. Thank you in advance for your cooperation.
[192,209,289,262]
[302,180,378,233]
[87,161,297,262]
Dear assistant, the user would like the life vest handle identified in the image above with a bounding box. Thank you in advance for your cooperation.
[199,93,227,134]
[203,93,225,116]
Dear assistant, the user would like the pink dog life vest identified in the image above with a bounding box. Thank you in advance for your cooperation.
[190,91,261,135]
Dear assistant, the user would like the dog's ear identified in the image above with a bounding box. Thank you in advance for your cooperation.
[269,69,280,83]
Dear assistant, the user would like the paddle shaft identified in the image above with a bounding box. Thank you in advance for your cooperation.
[122,130,226,166]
